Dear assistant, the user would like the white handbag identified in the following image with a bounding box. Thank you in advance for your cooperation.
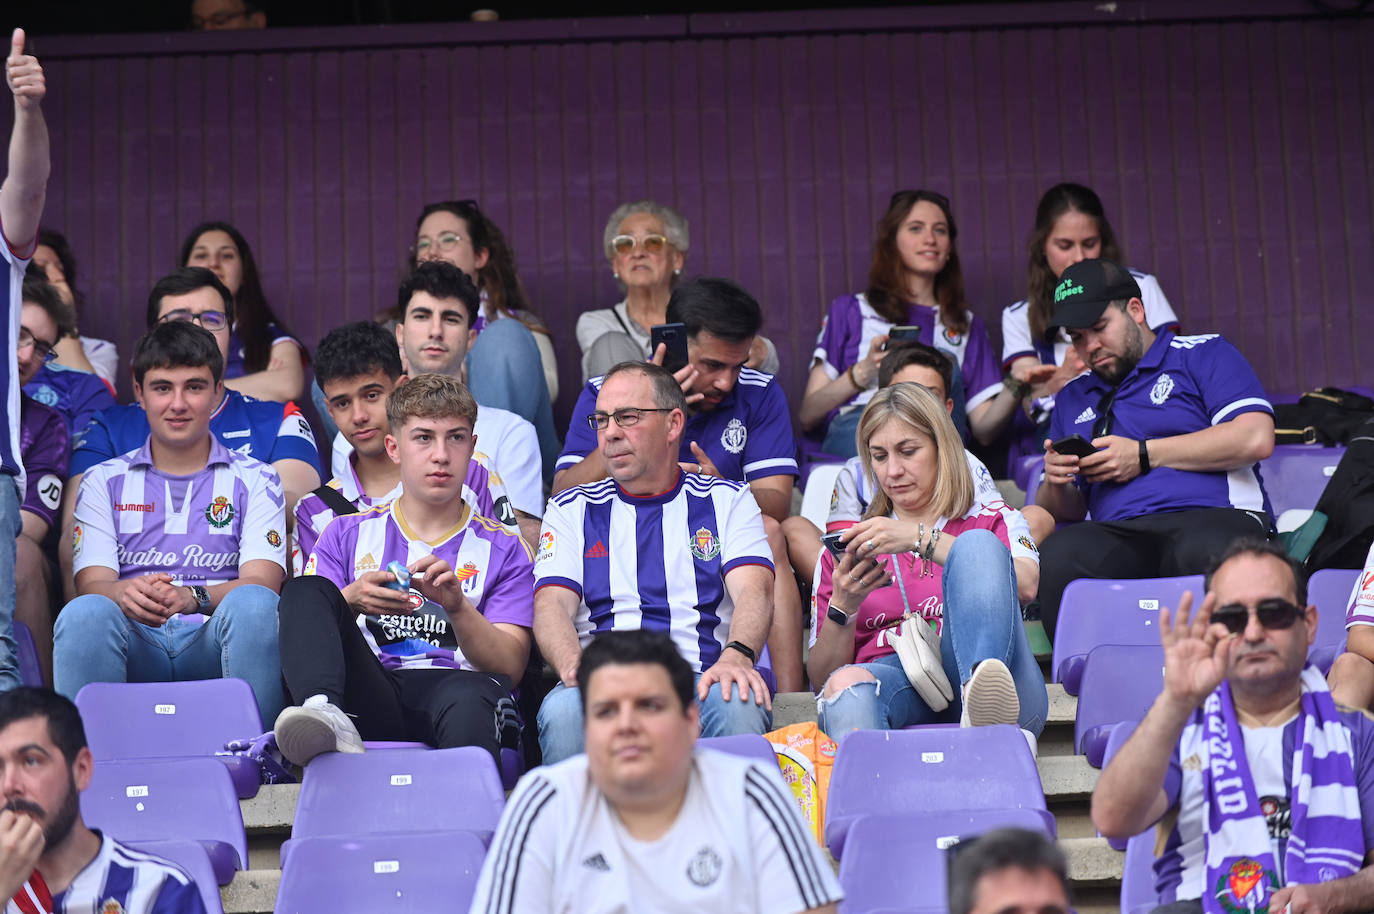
[890,612,953,711]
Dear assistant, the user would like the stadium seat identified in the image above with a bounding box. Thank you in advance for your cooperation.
[1308,567,1360,672]
[14,621,41,687]
[699,733,779,767]
[75,679,265,799]
[825,725,1052,859]
[1074,644,1164,767]
[362,740,526,791]
[837,809,1054,914]
[82,757,247,885]
[130,839,226,914]
[1052,575,1202,695]
[1259,444,1344,517]
[290,746,505,845]
[1121,830,1158,914]
[1012,455,1044,495]
[1099,721,1138,851]
[276,830,486,914]
[800,462,844,530]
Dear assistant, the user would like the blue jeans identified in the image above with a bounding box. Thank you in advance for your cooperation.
[537,675,772,764]
[0,480,21,691]
[54,585,285,724]
[466,319,560,484]
[816,530,1048,736]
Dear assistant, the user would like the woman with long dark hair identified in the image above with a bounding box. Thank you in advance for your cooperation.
[180,221,306,403]
[801,190,1018,457]
[32,228,118,387]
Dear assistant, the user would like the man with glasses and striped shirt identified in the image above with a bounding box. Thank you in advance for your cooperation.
[1034,259,1275,640]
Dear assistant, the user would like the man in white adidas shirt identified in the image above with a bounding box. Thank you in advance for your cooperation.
[471,630,841,914]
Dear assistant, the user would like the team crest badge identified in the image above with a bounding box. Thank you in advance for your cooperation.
[456,561,481,594]
[101,900,126,914]
[721,418,747,455]
[1150,373,1175,406]
[690,526,721,561]
[266,529,282,548]
[942,328,962,346]
[1017,535,1038,555]
[205,496,234,528]
[303,554,318,575]
[1213,858,1278,913]
[685,846,723,887]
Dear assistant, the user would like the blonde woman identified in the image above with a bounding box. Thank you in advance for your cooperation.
[807,383,1047,736]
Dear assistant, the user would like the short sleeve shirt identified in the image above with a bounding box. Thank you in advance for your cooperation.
[303,501,534,671]
[23,361,117,439]
[4,832,208,914]
[1345,543,1374,630]
[557,370,798,484]
[1047,330,1273,522]
[224,320,303,380]
[18,395,69,527]
[535,472,774,672]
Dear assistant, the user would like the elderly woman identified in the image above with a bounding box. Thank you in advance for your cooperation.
[576,201,778,382]
[806,382,1047,737]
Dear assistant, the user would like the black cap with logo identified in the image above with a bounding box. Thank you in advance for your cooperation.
[1047,259,1143,332]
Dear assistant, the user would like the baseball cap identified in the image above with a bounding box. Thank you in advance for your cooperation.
[1047,259,1142,331]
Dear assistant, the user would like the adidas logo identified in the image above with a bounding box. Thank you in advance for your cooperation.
[582,853,610,872]
[584,540,608,558]
[355,552,379,573]
[1074,407,1096,425]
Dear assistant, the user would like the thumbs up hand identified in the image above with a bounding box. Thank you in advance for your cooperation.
[7,29,45,110]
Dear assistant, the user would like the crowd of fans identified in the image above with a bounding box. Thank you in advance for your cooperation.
[5,18,1374,914]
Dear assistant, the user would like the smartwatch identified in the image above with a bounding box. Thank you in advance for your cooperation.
[827,605,855,627]
[724,640,757,665]
[188,585,211,612]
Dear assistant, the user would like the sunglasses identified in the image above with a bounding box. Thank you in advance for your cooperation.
[610,234,668,255]
[1211,599,1304,634]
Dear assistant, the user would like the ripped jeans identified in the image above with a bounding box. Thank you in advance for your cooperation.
[815,529,1047,737]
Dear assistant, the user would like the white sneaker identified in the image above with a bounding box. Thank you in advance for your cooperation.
[274,695,365,766]
[960,659,1020,728]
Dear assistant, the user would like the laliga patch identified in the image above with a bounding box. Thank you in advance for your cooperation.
[37,474,63,511]
[303,553,318,576]
[720,418,747,455]
[72,524,84,555]
[689,526,721,561]
[536,530,555,563]
[1358,570,1374,608]
[1150,373,1175,406]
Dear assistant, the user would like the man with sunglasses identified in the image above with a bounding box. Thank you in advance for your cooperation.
[553,278,804,691]
[58,267,321,597]
[1093,539,1374,914]
[20,277,115,437]
[1034,259,1274,639]
[534,361,776,764]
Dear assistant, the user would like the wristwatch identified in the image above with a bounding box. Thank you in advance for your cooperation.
[827,605,855,627]
[188,585,211,613]
[725,640,757,665]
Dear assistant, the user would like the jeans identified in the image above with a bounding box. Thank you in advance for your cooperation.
[537,674,772,764]
[466,319,560,484]
[0,480,21,691]
[817,529,1048,736]
[54,584,285,724]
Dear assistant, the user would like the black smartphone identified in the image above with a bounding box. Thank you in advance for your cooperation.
[1050,434,1100,458]
[886,325,922,347]
[820,531,848,557]
[651,322,690,374]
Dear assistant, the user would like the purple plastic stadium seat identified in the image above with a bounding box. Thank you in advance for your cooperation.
[276,831,486,914]
[1052,575,1202,696]
[1310,567,1359,652]
[1075,644,1164,767]
[837,809,1054,914]
[81,757,247,886]
[825,726,1051,859]
[1258,444,1344,517]
[1121,830,1159,914]
[14,621,41,687]
[1013,455,1044,495]
[290,746,505,845]
[362,740,525,791]
[75,679,265,799]
[129,839,226,914]
[699,734,779,767]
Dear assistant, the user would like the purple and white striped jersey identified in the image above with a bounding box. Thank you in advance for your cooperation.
[303,502,535,670]
[291,453,514,575]
[73,437,287,593]
[6,832,208,914]
[535,472,774,673]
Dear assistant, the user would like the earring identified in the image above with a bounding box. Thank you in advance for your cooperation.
[613,272,619,279]
[674,268,681,276]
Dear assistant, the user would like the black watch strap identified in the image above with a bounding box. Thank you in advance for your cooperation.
[1138,438,1152,474]
[725,640,757,664]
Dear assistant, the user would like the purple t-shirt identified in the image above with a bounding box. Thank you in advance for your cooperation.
[812,293,1002,423]
[303,501,535,671]
[224,320,303,380]
[19,394,69,527]
[73,437,287,592]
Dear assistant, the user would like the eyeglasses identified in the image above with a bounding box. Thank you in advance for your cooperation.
[587,407,674,430]
[1211,599,1305,634]
[610,234,668,256]
[18,327,57,363]
[160,309,229,331]
[412,232,466,257]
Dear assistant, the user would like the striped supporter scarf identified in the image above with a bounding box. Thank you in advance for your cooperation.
[1180,666,1363,913]
[10,871,52,914]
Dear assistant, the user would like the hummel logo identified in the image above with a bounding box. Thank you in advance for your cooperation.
[584,540,608,559]
[1075,407,1096,425]
[582,853,611,871]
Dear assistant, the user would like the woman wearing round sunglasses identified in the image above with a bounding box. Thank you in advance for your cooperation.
[802,190,1017,458]
[807,383,1047,738]
[180,221,306,403]
[575,200,779,382]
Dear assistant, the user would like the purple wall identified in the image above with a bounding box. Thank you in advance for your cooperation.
[21,2,1373,414]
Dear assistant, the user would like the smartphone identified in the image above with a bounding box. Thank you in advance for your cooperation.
[886,325,922,347]
[1050,434,1100,458]
[385,560,412,593]
[651,322,690,374]
[820,531,848,557]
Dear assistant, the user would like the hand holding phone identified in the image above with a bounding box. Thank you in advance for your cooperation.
[1049,434,1099,459]
[885,325,922,347]
[820,530,847,557]
[651,323,690,374]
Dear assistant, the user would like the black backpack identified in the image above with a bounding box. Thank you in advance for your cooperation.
[1305,417,1374,571]
[1273,387,1374,445]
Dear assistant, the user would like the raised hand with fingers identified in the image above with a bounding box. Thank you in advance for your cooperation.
[679,441,721,478]
[6,29,44,109]
[0,808,45,901]
[1159,590,1234,712]
[650,342,703,406]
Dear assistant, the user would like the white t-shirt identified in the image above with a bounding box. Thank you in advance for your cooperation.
[331,404,544,518]
[471,749,842,914]
[1344,542,1374,630]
